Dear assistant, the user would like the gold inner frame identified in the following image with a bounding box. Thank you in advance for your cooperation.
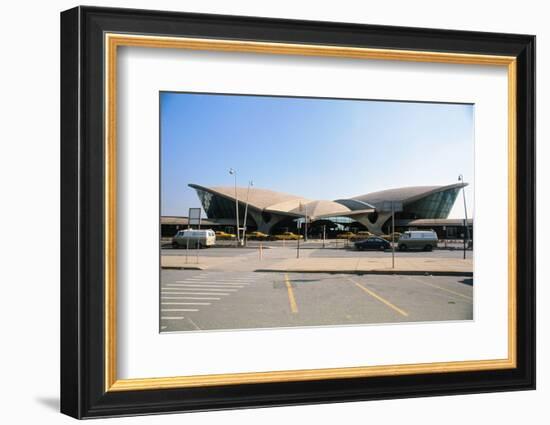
[104,33,517,392]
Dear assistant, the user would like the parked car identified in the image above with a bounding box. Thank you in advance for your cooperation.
[350,231,374,240]
[173,229,216,248]
[336,231,355,239]
[246,231,269,240]
[355,237,391,251]
[380,232,402,242]
[273,231,303,240]
[214,231,236,240]
[397,230,438,251]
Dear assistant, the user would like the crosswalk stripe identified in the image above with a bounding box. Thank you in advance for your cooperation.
[161,302,211,305]
[223,277,257,280]
[161,317,185,320]
[218,278,256,281]
[214,279,255,282]
[168,284,244,288]
[162,286,238,292]
[162,308,199,312]
[186,275,258,280]
[161,292,230,296]
[174,280,249,285]
[161,296,220,300]
[171,281,244,284]
[183,277,214,281]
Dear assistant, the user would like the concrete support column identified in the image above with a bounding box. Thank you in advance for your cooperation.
[248,210,286,234]
[354,212,392,235]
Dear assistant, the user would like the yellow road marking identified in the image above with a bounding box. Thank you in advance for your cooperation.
[348,278,409,317]
[406,276,473,300]
[284,273,299,314]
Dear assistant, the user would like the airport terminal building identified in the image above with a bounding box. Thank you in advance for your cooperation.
[161,183,473,239]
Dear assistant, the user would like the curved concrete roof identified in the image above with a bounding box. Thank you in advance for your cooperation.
[288,200,352,219]
[189,184,310,211]
[189,182,466,217]
[351,183,467,207]
[189,184,371,218]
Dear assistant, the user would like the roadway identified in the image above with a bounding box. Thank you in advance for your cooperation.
[162,243,473,259]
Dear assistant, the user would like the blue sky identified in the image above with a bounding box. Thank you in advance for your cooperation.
[161,92,474,219]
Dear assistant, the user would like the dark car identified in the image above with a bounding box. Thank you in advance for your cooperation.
[354,237,391,251]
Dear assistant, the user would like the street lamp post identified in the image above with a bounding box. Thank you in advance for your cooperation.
[243,180,253,246]
[304,204,308,242]
[229,168,240,247]
[458,174,470,260]
[391,201,395,269]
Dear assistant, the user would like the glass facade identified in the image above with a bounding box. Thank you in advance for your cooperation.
[404,188,460,219]
[296,216,355,226]
[272,216,366,235]
[196,189,238,219]
[334,199,374,211]
[323,216,364,232]
[295,216,364,232]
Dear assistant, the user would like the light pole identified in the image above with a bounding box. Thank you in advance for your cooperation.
[229,168,240,246]
[304,204,308,242]
[391,200,395,269]
[458,174,470,260]
[243,180,253,246]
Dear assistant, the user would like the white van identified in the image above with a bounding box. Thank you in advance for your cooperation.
[397,230,438,251]
[172,229,216,248]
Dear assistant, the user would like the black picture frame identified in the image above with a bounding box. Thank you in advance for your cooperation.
[61,6,535,419]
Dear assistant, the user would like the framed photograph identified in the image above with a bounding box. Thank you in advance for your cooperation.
[60,6,535,419]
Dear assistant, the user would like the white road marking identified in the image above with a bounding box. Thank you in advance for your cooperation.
[183,277,215,281]
[218,276,256,280]
[405,276,473,300]
[162,287,237,292]
[186,316,201,330]
[174,281,249,285]
[168,284,243,289]
[183,277,256,282]
[161,292,230,296]
[159,273,258,323]
[171,281,246,285]
[161,326,168,330]
[222,281,254,284]
[162,308,199,312]
[223,278,257,280]
[161,296,221,300]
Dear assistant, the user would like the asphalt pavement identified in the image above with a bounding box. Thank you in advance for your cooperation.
[160,269,473,332]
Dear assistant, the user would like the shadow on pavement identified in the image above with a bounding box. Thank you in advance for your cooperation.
[459,278,474,286]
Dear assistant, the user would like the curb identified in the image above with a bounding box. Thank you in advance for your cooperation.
[254,269,473,277]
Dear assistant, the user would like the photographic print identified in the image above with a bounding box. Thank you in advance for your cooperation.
[159,92,474,332]
[61,8,535,417]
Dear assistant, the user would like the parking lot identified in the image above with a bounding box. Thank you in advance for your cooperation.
[160,269,473,332]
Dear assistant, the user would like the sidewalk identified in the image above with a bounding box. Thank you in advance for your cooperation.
[161,253,473,276]
[256,256,472,276]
